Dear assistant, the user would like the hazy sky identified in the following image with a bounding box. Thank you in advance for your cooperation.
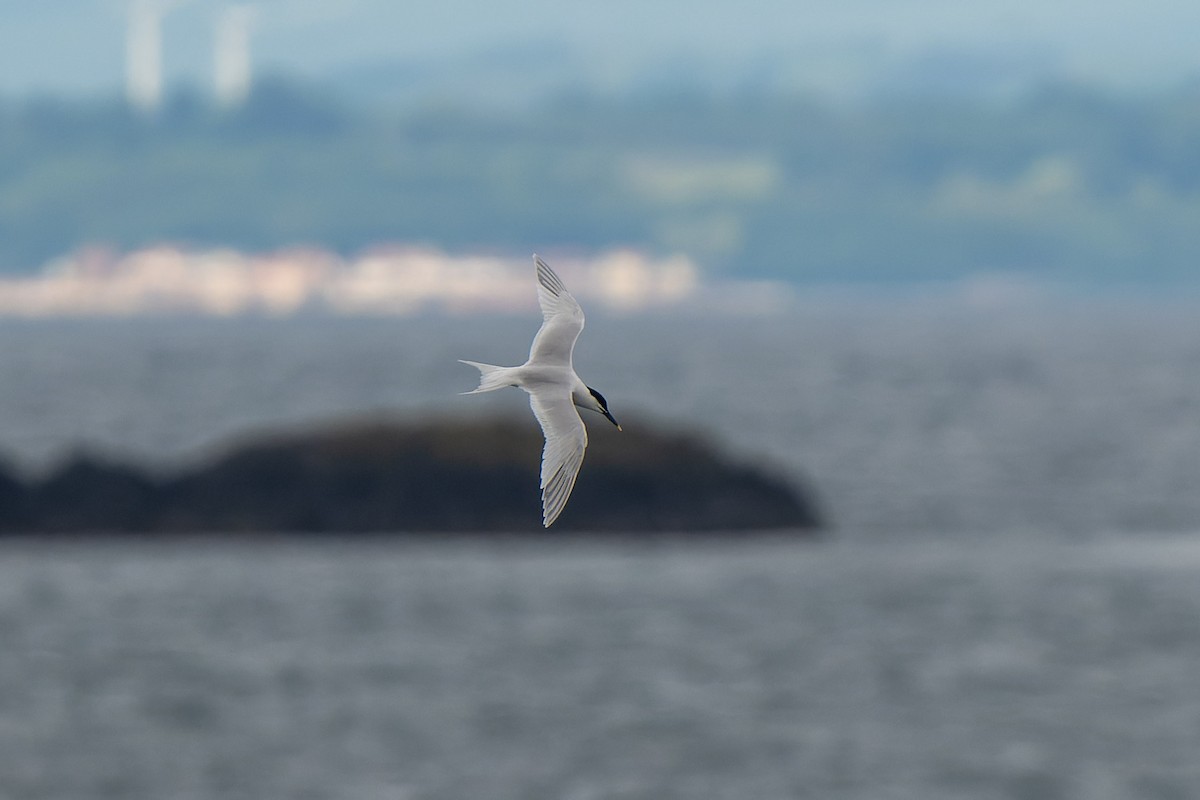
[1,0,1198,97]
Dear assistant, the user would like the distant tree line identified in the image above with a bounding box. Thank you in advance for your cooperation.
[1,79,1199,283]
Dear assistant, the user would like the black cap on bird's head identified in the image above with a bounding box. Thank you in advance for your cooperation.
[587,386,622,430]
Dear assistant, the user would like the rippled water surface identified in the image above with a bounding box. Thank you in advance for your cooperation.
[2,303,1200,798]
[4,536,1200,799]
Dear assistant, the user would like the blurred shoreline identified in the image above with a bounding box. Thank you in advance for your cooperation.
[3,243,1200,321]
[0,245,792,318]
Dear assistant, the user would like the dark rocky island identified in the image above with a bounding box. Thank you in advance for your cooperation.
[0,417,822,534]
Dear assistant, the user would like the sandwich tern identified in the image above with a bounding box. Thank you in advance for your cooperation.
[460,255,621,527]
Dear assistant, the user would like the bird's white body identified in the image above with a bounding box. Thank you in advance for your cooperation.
[460,255,620,527]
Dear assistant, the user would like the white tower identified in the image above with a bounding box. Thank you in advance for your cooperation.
[126,0,164,112]
[214,5,254,108]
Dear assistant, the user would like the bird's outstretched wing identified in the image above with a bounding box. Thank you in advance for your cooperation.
[529,255,585,367]
[529,389,588,527]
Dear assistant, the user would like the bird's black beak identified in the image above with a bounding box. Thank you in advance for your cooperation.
[603,409,622,431]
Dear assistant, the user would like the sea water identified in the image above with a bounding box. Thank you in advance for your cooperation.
[1,301,1199,798]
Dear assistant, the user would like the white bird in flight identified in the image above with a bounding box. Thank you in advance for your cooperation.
[460,255,621,527]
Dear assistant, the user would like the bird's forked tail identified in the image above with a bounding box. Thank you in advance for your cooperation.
[458,360,516,394]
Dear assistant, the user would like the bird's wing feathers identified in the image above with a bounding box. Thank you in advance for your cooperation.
[529,255,585,366]
[529,390,588,527]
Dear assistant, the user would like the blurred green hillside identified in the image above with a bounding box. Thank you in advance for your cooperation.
[2,81,1199,284]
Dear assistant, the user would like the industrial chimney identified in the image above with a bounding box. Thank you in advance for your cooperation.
[125,0,164,112]
[214,4,254,108]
